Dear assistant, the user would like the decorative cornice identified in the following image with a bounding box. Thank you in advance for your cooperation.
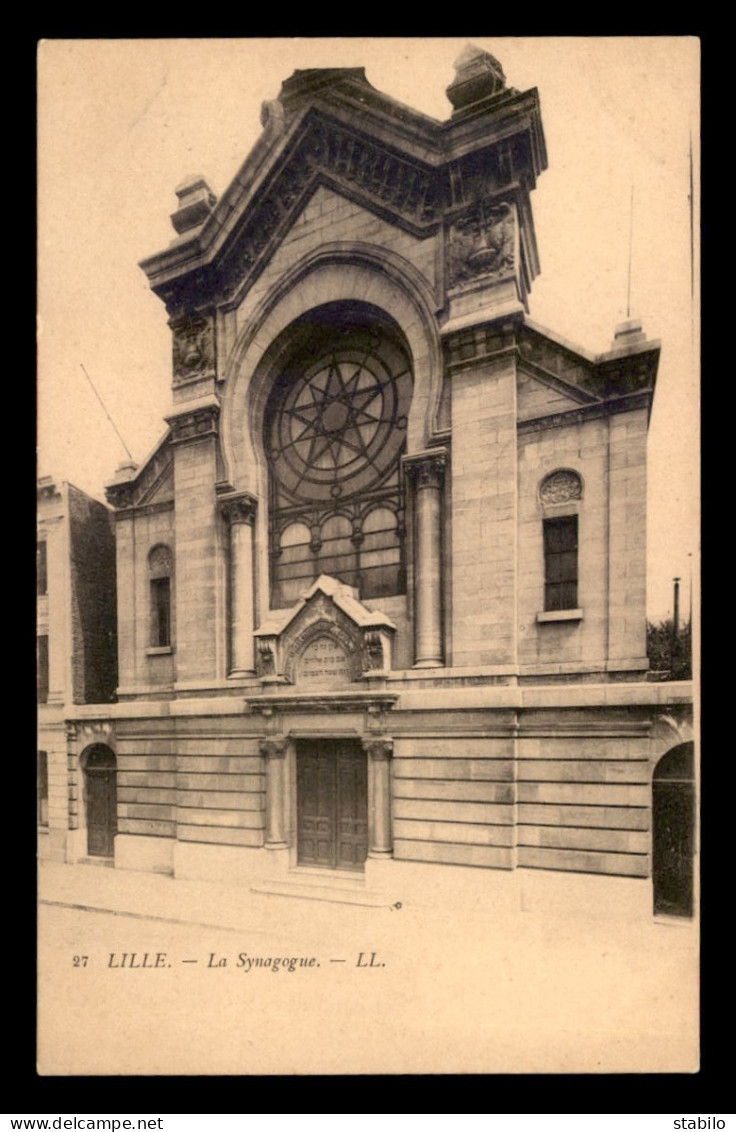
[246,692,398,714]
[442,318,521,368]
[517,390,654,435]
[166,401,220,447]
[113,499,174,519]
[218,492,257,525]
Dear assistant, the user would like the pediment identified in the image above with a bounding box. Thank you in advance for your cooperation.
[140,71,546,317]
[517,369,594,422]
[254,575,395,687]
[143,109,443,315]
[105,432,174,511]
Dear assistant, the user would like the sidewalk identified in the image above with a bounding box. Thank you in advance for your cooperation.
[38,857,699,1075]
[38,856,697,953]
[38,858,417,949]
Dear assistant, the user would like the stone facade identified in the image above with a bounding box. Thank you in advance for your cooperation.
[37,478,117,860]
[47,49,694,917]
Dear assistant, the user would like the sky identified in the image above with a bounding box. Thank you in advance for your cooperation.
[37,37,700,622]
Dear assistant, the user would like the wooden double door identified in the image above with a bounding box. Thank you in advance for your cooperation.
[296,740,368,870]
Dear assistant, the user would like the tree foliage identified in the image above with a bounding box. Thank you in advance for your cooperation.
[647,619,692,680]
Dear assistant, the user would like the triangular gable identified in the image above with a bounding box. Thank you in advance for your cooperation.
[517,369,594,422]
[254,574,395,685]
[105,431,173,511]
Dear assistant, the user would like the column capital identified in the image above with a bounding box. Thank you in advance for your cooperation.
[260,738,286,760]
[402,447,448,489]
[218,492,257,525]
[363,739,393,761]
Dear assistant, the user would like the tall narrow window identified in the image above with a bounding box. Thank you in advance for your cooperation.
[37,635,49,703]
[38,751,49,826]
[148,546,173,647]
[36,541,48,596]
[543,516,578,611]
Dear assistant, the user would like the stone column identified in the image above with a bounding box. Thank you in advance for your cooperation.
[404,450,447,668]
[219,494,257,676]
[364,739,393,858]
[260,739,288,849]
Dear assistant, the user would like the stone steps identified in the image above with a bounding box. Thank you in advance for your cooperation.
[250,879,392,908]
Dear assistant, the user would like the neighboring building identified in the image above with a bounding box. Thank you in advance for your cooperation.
[37,477,117,861]
[56,48,693,917]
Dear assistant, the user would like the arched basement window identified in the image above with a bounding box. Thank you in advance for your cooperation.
[264,304,412,607]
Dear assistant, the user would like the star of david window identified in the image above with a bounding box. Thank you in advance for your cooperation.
[265,308,412,607]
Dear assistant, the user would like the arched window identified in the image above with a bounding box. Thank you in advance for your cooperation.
[539,470,583,612]
[264,304,412,607]
[148,545,173,648]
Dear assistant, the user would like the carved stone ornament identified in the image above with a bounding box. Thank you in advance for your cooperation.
[539,469,583,505]
[257,639,276,676]
[448,198,515,288]
[403,450,447,489]
[218,493,257,526]
[287,620,361,687]
[253,574,395,686]
[259,739,286,759]
[171,314,216,382]
[363,630,385,671]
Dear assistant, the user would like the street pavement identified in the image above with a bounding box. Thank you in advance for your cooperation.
[37,860,699,1076]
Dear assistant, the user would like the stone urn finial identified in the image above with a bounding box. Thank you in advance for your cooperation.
[170,175,217,235]
[446,44,506,112]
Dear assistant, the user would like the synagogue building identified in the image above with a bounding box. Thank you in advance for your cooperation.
[41,47,695,919]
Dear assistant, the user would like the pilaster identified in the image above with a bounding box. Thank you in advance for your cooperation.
[218,493,257,677]
[167,398,220,683]
[446,321,519,667]
[403,449,448,668]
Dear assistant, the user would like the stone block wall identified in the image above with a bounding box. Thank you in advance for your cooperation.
[607,408,648,664]
[516,717,651,877]
[450,352,518,667]
[37,721,69,859]
[67,485,117,704]
[517,416,608,670]
[231,186,438,348]
[117,727,177,841]
[172,438,221,683]
[116,716,266,849]
[115,506,176,692]
[392,732,516,868]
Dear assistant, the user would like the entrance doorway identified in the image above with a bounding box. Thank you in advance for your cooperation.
[652,741,695,917]
[296,739,368,869]
[83,744,117,858]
